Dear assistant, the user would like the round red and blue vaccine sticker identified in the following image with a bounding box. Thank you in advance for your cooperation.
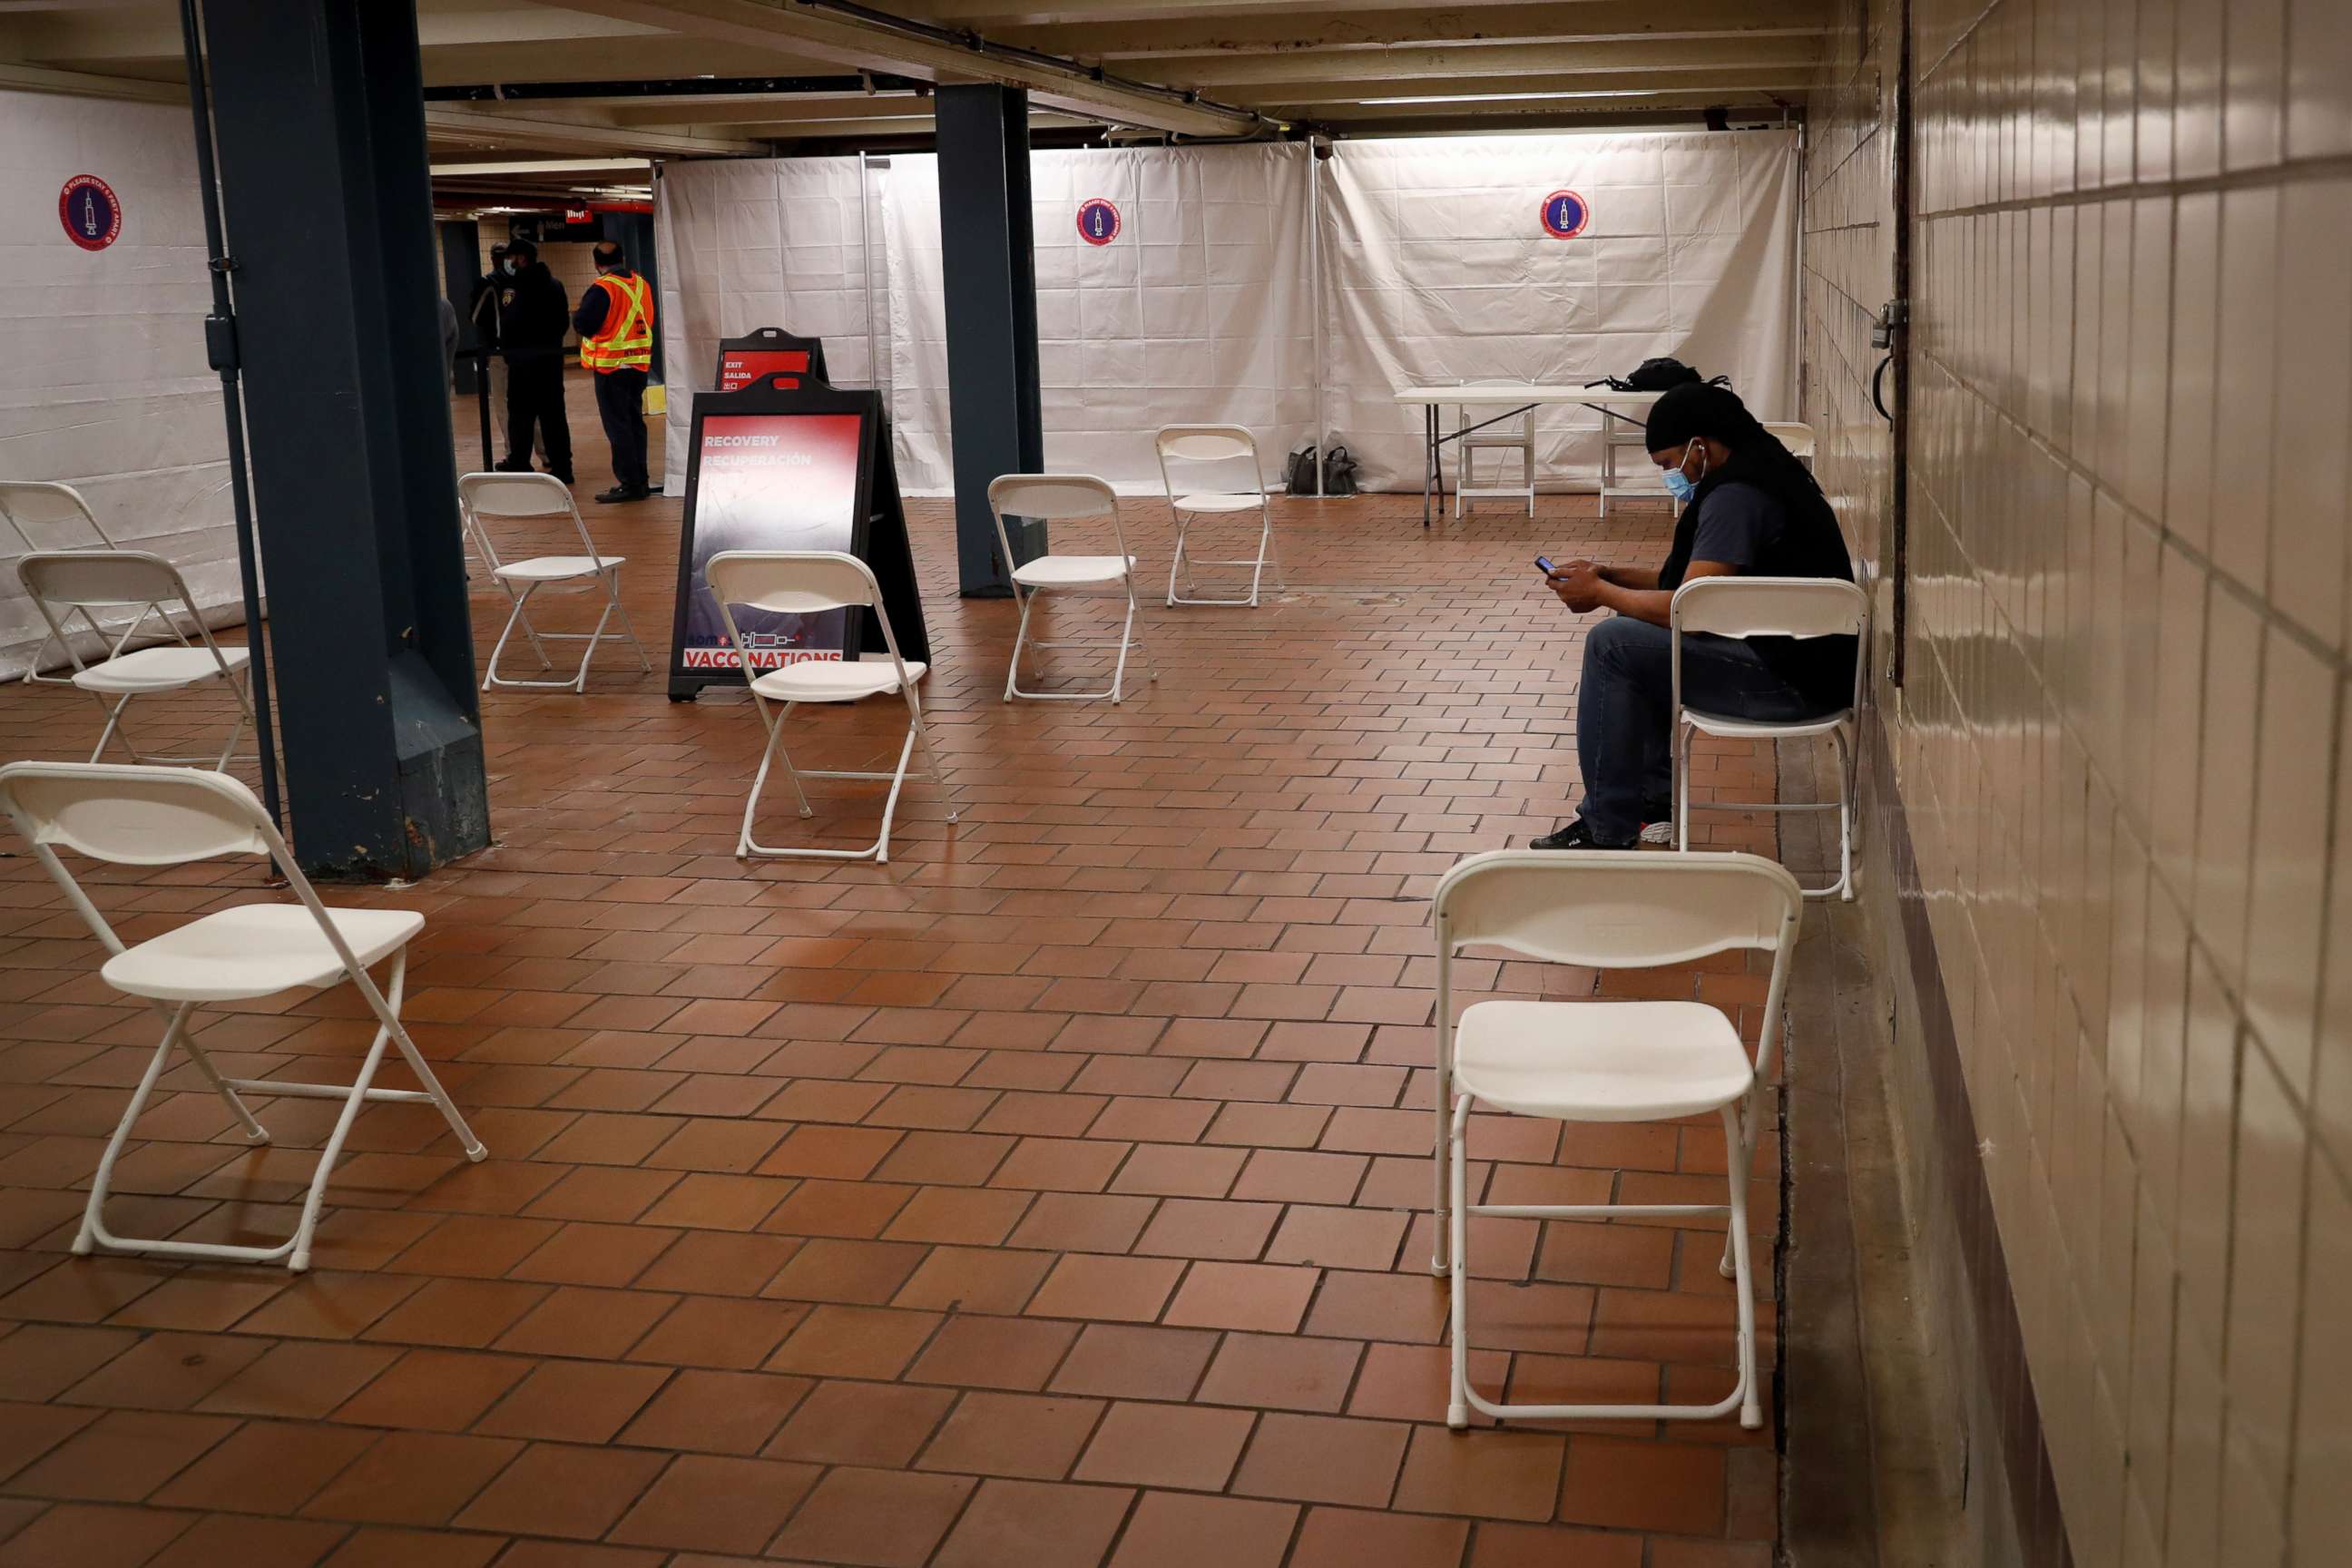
[1540,189,1590,240]
[60,175,122,252]
[1076,197,1121,246]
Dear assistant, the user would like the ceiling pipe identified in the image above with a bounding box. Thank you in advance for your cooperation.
[424,74,926,102]
[788,0,1280,134]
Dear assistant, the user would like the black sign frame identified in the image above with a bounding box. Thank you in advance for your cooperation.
[714,328,830,393]
[666,374,928,700]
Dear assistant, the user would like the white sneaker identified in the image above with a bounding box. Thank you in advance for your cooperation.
[1638,819,1675,845]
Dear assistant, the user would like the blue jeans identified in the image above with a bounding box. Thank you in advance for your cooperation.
[1575,615,1835,844]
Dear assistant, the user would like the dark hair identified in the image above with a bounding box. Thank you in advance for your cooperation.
[507,237,537,262]
[593,240,624,269]
[1643,381,1767,455]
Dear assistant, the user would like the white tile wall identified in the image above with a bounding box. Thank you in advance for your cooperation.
[1815,0,2352,1562]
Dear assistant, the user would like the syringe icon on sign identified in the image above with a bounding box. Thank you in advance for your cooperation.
[81,191,99,237]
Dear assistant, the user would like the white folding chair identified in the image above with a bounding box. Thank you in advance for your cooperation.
[1598,411,1651,521]
[17,552,253,769]
[986,475,1150,703]
[3,482,196,686]
[707,550,952,865]
[1671,576,1867,901]
[1155,425,1281,609]
[0,762,485,1271]
[457,471,649,692]
[1453,379,1536,518]
[1429,848,1803,1432]
[1761,421,1818,466]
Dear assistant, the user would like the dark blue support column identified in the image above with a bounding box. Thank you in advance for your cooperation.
[936,83,1045,596]
[200,0,490,878]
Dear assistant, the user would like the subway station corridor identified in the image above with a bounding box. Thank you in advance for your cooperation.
[0,492,1807,1567]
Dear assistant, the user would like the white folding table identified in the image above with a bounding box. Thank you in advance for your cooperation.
[1392,386,1667,527]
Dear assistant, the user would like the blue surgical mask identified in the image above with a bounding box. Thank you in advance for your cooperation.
[1660,442,1707,505]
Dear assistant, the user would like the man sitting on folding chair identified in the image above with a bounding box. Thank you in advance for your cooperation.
[1533,382,1857,850]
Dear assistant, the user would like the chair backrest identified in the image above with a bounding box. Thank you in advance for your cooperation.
[987,475,1118,521]
[707,550,879,615]
[703,550,916,693]
[0,481,113,554]
[1671,575,1867,641]
[1455,379,1533,436]
[1155,426,1264,505]
[17,549,186,612]
[986,474,1130,580]
[1430,848,1805,1084]
[1761,421,1817,459]
[0,761,397,998]
[1433,848,1802,969]
[16,548,236,678]
[456,471,603,573]
[1671,574,1867,723]
[0,760,273,866]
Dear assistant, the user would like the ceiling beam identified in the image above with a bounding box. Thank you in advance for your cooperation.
[896,0,1688,22]
[424,102,769,156]
[552,0,1267,136]
[0,59,182,103]
[3,4,665,65]
[1129,34,1821,88]
[995,1,1826,59]
[1256,67,1811,108]
[603,93,936,125]
[428,156,652,178]
[1308,88,1800,119]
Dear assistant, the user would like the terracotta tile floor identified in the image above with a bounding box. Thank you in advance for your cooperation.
[0,452,1789,1566]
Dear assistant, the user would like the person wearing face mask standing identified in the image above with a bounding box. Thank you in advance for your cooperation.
[470,243,545,468]
[1531,381,1857,850]
[492,238,574,485]
[572,240,655,503]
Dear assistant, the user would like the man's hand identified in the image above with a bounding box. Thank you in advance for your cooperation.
[1547,560,1610,613]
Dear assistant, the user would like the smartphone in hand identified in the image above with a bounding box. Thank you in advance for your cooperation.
[1535,556,1557,575]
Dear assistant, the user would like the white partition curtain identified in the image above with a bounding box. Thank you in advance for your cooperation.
[1323,129,1798,491]
[1,90,242,677]
[880,143,1316,494]
[653,129,1797,499]
[653,154,888,493]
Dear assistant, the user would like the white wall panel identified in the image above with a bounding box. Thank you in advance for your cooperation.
[0,90,238,677]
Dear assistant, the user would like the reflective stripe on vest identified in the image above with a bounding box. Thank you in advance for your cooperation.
[581,272,652,371]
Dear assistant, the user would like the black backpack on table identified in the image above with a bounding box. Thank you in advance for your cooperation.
[1585,358,1731,393]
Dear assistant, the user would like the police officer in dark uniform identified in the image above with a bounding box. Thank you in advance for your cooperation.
[493,238,574,485]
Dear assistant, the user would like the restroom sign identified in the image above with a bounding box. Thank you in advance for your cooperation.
[59,175,122,252]
[1540,189,1589,240]
[1076,197,1121,245]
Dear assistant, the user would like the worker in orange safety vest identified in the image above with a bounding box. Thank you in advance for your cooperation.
[573,239,656,503]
